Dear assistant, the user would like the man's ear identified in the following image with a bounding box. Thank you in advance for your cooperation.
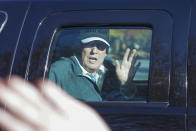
[104,52,107,57]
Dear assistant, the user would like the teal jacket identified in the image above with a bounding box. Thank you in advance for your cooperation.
[49,56,104,101]
[49,56,134,101]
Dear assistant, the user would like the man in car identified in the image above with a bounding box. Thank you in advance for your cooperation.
[49,31,139,101]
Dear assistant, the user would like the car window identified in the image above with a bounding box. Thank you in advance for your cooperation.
[48,27,152,101]
[0,11,8,33]
[25,10,172,103]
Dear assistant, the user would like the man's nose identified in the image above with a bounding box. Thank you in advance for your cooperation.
[91,46,98,54]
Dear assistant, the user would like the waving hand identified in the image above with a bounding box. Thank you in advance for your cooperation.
[115,48,140,85]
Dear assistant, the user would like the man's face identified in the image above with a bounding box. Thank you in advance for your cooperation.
[81,41,107,73]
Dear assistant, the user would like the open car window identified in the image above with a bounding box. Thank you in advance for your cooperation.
[48,27,152,101]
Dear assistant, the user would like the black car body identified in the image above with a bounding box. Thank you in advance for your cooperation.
[1,0,196,130]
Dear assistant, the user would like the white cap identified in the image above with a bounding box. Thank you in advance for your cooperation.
[81,37,110,47]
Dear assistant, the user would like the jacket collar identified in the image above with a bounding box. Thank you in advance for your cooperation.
[70,55,105,83]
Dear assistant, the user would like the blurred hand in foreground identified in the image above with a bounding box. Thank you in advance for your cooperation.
[0,76,110,131]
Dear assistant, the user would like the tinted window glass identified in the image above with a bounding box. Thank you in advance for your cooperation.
[48,27,152,101]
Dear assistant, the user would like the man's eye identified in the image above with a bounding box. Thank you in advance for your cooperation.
[97,43,107,51]
[97,45,106,51]
[85,43,95,47]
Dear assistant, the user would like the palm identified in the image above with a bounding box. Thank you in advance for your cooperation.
[115,48,140,85]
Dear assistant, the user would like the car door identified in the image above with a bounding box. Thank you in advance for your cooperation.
[187,0,196,130]
[11,0,191,130]
[0,1,29,77]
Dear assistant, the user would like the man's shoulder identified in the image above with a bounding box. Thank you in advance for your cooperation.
[50,57,74,68]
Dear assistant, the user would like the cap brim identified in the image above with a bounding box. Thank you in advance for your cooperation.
[81,37,110,47]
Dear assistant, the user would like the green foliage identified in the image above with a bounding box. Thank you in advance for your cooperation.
[109,29,152,59]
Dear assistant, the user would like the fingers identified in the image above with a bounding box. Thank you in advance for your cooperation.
[128,49,136,62]
[115,60,120,71]
[0,76,54,130]
[0,108,34,131]
[37,79,110,131]
[0,82,46,129]
[122,48,130,65]
[115,48,138,85]
[122,48,136,66]
[0,76,111,131]
[36,79,75,116]
[37,79,100,117]
[5,76,45,107]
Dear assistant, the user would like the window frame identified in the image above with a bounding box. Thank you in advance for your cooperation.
[26,10,173,107]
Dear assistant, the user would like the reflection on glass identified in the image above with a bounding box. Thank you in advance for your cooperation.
[48,27,152,102]
[0,11,8,33]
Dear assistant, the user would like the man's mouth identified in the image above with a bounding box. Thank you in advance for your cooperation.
[88,57,97,63]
